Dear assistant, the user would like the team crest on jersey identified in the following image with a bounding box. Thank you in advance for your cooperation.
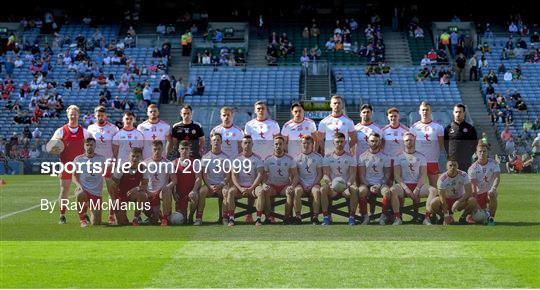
[463,128,468,133]
[191,130,197,134]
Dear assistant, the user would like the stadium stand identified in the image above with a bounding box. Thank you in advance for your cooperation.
[185,66,301,106]
[479,36,540,151]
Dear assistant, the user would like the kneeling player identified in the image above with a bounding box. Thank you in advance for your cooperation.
[468,143,500,225]
[172,140,202,224]
[229,135,265,226]
[196,132,230,225]
[390,132,437,225]
[261,136,299,224]
[321,133,359,226]
[358,133,396,225]
[73,138,107,227]
[294,135,323,225]
[143,140,176,226]
[428,159,478,225]
[112,147,149,226]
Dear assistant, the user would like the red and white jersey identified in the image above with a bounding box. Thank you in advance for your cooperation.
[358,150,391,185]
[394,151,427,184]
[382,124,409,160]
[112,128,144,164]
[468,159,500,193]
[211,124,244,159]
[437,170,471,198]
[323,151,357,181]
[143,157,174,192]
[264,154,296,186]
[52,125,90,140]
[202,151,230,186]
[295,152,323,188]
[354,122,383,157]
[244,118,280,159]
[73,154,106,196]
[137,120,171,160]
[318,114,355,154]
[235,153,264,187]
[410,120,444,163]
[87,122,119,159]
[281,118,317,158]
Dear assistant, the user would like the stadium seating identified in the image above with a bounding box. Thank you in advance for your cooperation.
[334,66,462,110]
[479,37,540,142]
[269,23,372,65]
[0,29,161,144]
[407,28,434,63]
[185,66,301,106]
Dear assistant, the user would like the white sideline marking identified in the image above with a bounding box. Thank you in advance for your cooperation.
[0,204,41,220]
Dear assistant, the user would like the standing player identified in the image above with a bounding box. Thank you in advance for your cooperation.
[427,159,477,225]
[293,135,323,225]
[211,107,244,162]
[171,105,205,159]
[112,111,144,166]
[228,135,265,226]
[87,106,120,225]
[142,140,176,226]
[468,143,500,225]
[111,147,149,226]
[358,133,396,225]
[382,107,409,181]
[281,102,318,158]
[354,104,383,157]
[172,140,202,223]
[51,105,90,224]
[318,95,357,155]
[244,101,280,159]
[137,104,172,159]
[198,132,230,225]
[444,104,478,171]
[321,132,359,226]
[410,101,445,187]
[390,132,437,225]
[73,138,106,227]
[261,136,299,224]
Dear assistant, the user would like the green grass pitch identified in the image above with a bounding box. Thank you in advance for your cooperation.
[1,174,539,288]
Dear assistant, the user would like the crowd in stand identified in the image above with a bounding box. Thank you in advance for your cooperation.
[266,16,385,65]
[0,127,44,161]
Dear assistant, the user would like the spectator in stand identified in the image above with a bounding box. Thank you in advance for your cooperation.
[505,136,515,154]
[503,70,513,82]
[195,76,205,95]
[32,127,42,140]
[29,145,40,158]
[325,38,335,51]
[414,26,424,38]
[500,125,513,142]
[98,94,108,107]
[427,49,438,61]
[508,22,518,34]
[455,53,466,82]
[83,111,95,126]
[112,96,122,111]
[439,31,450,50]
[159,75,171,104]
[310,23,320,39]
[483,70,498,84]
[468,55,478,81]
[118,79,129,92]
[440,73,451,86]
[142,83,152,107]
[300,50,310,67]
[420,55,431,67]
[415,67,430,81]
[99,87,111,101]
[120,97,134,110]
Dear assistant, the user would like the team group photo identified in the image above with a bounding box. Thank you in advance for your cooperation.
[0,0,538,288]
